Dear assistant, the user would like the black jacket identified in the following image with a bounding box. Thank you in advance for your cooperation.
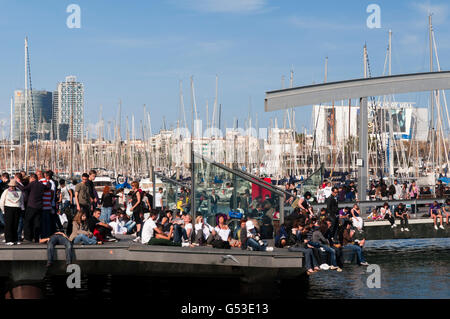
[325,195,339,217]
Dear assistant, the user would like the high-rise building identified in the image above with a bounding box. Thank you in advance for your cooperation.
[56,76,84,141]
[13,90,53,142]
[51,90,59,139]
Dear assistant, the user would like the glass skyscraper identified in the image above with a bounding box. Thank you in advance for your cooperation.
[56,76,84,141]
[13,90,53,142]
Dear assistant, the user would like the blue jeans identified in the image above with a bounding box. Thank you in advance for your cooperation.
[0,211,5,227]
[173,224,188,244]
[321,245,337,266]
[288,246,318,270]
[73,234,97,245]
[17,210,25,240]
[344,244,366,264]
[100,207,112,223]
[41,209,56,238]
[47,234,73,265]
[247,237,268,251]
[124,221,136,234]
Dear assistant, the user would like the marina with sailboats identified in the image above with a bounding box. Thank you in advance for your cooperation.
[0,1,449,302]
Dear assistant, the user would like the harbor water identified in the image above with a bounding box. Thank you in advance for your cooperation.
[307,238,450,299]
[38,238,450,300]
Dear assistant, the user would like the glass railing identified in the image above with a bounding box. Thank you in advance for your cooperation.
[154,172,191,212]
[192,153,285,239]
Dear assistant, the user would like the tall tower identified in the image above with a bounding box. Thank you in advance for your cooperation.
[13,90,52,142]
[57,76,84,141]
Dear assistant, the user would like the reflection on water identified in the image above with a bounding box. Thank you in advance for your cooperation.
[40,238,450,299]
[307,238,450,299]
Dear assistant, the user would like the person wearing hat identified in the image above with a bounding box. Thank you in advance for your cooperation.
[0,179,25,245]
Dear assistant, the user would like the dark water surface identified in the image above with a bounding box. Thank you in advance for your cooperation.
[307,238,450,299]
[41,238,450,299]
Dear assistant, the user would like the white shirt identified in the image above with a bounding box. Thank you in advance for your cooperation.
[141,218,157,244]
[155,192,163,208]
[58,213,68,225]
[246,220,255,237]
[49,180,56,207]
[394,184,402,199]
[195,222,213,239]
[69,185,76,204]
[323,186,332,198]
[61,186,71,202]
[109,221,127,235]
[185,223,193,234]
[214,226,230,241]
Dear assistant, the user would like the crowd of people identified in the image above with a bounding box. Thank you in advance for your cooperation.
[2,168,448,273]
[313,178,450,203]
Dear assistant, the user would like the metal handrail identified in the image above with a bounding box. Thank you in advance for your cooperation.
[193,152,286,197]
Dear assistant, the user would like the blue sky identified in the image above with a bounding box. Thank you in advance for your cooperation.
[0,0,449,138]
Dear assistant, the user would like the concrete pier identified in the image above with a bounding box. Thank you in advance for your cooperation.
[0,236,305,298]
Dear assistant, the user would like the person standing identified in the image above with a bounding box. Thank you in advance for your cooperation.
[155,187,164,214]
[0,173,10,229]
[39,170,55,239]
[23,173,49,243]
[99,186,114,223]
[409,181,419,214]
[209,189,219,215]
[14,173,26,242]
[393,180,402,200]
[75,173,92,216]
[325,187,340,241]
[130,182,144,240]
[0,180,25,245]
[87,170,98,210]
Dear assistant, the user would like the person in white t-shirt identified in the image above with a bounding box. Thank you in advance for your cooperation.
[194,215,215,245]
[141,211,158,244]
[155,188,164,212]
[323,182,333,199]
[59,179,72,210]
[214,215,240,247]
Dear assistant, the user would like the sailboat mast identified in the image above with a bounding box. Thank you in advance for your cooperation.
[10,98,13,174]
[24,37,29,173]
[429,14,435,176]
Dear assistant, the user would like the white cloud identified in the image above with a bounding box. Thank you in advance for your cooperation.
[412,2,449,25]
[173,0,271,14]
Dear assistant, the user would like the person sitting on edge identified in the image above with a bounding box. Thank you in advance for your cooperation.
[117,210,136,234]
[69,210,101,245]
[194,215,215,245]
[288,222,320,275]
[40,232,73,267]
[109,214,129,236]
[350,204,364,231]
[342,221,369,266]
[429,201,445,230]
[368,208,383,221]
[214,214,240,248]
[141,210,177,246]
[88,208,116,242]
[242,218,273,252]
[338,207,351,225]
[442,199,450,226]
[311,222,342,272]
[394,203,410,232]
[380,202,396,228]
